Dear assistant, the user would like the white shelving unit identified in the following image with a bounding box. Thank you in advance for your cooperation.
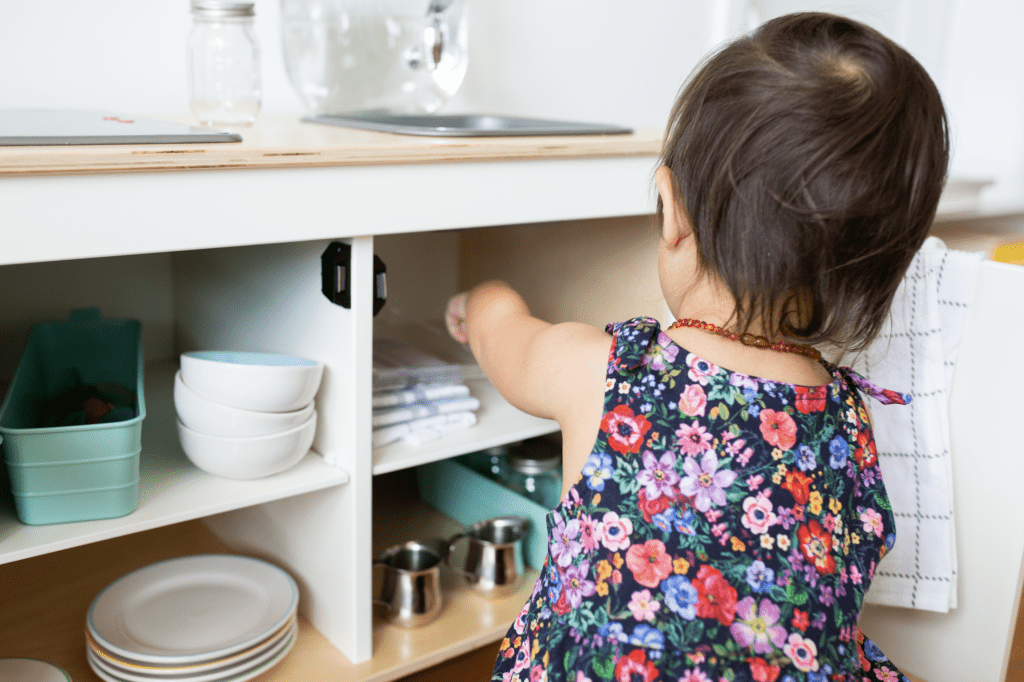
[0,117,662,681]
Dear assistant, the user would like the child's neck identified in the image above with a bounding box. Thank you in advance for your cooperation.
[666,281,830,386]
[669,276,762,334]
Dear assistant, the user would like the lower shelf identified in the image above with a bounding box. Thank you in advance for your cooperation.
[368,479,539,681]
[0,514,537,682]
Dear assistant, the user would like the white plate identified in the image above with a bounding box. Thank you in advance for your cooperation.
[87,626,297,682]
[88,614,296,676]
[88,555,298,665]
[0,658,71,682]
[87,619,297,682]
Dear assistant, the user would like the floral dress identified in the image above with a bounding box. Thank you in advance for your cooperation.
[492,317,912,682]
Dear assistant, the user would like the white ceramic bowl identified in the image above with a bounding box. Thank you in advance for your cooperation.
[179,351,324,413]
[177,412,317,480]
[174,371,315,438]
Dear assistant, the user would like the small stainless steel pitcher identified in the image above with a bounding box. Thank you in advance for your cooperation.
[445,516,529,598]
[373,540,444,628]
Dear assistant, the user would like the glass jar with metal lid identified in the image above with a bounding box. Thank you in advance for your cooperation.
[504,438,563,510]
[459,445,511,482]
[187,0,262,127]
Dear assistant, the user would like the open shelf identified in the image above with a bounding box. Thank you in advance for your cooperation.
[372,379,559,475]
[0,362,349,565]
[0,490,535,682]
[366,473,539,681]
[354,568,537,682]
[0,520,358,682]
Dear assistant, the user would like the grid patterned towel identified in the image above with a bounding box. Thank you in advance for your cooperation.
[855,237,983,612]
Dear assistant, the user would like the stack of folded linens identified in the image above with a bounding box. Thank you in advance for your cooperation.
[372,339,481,448]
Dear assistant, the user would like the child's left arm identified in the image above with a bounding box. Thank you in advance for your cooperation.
[446,280,609,424]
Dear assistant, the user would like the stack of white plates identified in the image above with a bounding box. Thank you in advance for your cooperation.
[85,555,299,682]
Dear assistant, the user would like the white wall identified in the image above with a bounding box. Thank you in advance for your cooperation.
[0,0,712,131]
[446,1,719,131]
[742,0,1024,199]
[0,0,1022,189]
[0,0,298,116]
[938,0,1024,194]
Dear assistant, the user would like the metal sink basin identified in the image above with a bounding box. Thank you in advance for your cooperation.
[304,112,633,137]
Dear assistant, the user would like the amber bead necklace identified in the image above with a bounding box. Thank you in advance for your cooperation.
[667,318,822,362]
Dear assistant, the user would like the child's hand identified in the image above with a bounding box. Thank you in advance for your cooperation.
[446,291,470,343]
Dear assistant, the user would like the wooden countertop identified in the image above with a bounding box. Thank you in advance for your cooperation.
[0,115,664,176]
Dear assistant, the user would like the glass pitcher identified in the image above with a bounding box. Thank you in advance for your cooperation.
[280,0,468,114]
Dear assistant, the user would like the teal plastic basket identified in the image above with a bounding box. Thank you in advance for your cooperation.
[0,309,145,525]
[416,457,551,570]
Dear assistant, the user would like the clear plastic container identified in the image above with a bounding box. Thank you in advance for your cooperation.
[187,0,262,127]
[280,0,468,114]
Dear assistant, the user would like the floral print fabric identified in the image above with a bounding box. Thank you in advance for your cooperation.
[492,317,911,682]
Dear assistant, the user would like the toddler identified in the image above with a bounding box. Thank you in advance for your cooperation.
[446,12,946,682]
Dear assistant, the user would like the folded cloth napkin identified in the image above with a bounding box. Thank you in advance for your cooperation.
[372,395,481,428]
[856,236,983,612]
[400,412,479,446]
[372,411,478,448]
[371,383,471,409]
[373,338,464,390]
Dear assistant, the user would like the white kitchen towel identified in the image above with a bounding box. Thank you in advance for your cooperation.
[371,383,470,409]
[372,411,478,448]
[401,412,479,446]
[372,395,481,428]
[373,338,463,390]
[856,236,983,612]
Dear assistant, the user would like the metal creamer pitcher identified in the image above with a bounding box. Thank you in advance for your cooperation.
[445,516,529,598]
[373,540,444,628]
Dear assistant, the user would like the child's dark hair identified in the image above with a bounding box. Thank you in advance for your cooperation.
[661,12,949,352]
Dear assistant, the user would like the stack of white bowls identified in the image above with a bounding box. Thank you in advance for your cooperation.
[175,351,324,480]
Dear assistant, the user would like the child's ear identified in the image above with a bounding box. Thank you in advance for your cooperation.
[655,165,691,248]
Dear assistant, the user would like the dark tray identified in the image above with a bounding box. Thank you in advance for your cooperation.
[304,112,633,137]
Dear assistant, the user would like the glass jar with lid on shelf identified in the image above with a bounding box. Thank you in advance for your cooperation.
[456,435,563,510]
[187,0,262,127]
[503,437,563,511]
[458,445,510,482]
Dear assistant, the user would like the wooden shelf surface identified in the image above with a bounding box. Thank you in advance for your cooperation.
[0,115,664,177]
[0,362,349,565]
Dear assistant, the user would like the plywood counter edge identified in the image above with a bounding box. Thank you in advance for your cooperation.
[0,119,665,176]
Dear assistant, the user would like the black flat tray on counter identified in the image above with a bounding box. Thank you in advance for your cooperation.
[304,112,633,137]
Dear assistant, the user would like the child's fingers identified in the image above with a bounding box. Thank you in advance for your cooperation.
[445,292,469,343]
